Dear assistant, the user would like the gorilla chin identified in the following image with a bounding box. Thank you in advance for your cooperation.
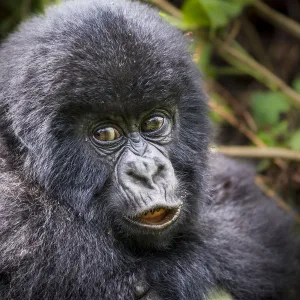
[119,201,184,249]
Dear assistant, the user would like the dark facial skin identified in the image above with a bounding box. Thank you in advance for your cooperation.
[53,94,192,248]
[86,108,184,247]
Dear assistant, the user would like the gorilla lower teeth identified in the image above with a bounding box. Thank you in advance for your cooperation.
[131,207,180,226]
[139,208,168,224]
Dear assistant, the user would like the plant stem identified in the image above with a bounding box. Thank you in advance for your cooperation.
[209,102,265,147]
[213,38,300,107]
[209,101,287,169]
[253,0,300,40]
[149,0,182,19]
[215,146,300,162]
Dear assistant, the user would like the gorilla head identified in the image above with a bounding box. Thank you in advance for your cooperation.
[0,0,209,249]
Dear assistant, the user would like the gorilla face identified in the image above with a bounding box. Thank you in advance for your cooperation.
[0,0,210,248]
[88,106,183,244]
[102,110,181,223]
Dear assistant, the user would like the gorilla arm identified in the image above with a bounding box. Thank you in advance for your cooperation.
[205,154,296,299]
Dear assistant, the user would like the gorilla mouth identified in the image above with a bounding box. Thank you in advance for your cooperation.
[125,205,182,230]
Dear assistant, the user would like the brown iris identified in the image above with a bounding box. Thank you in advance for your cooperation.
[94,127,120,141]
[141,116,164,133]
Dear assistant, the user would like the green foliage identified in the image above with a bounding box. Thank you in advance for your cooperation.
[0,0,59,39]
[289,130,300,150]
[257,121,289,146]
[251,91,290,126]
[206,289,233,300]
[159,12,196,30]
[250,91,300,150]
[292,77,300,93]
[182,0,253,29]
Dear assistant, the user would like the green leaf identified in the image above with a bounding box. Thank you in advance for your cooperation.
[182,0,211,27]
[159,13,198,30]
[271,121,288,137]
[206,289,233,300]
[257,132,276,146]
[292,77,300,93]
[251,91,290,126]
[288,130,300,150]
[182,0,253,29]
[256,121,289,147]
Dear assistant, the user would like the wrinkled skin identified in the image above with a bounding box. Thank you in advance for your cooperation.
[0,0,297,299]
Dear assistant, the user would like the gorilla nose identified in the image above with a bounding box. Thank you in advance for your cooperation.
[125,158,164,187]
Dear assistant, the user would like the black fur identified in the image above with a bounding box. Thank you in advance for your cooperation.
[0,0,297,299]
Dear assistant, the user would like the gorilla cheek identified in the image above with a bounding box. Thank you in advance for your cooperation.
[113,146,183,232]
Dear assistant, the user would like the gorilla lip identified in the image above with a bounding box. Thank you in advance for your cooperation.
[125,204,182,230]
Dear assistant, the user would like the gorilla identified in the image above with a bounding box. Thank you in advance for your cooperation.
[0,0,297,299]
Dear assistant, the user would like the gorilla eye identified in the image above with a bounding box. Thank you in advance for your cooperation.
[141,116,164,133]
[93,127,121,142]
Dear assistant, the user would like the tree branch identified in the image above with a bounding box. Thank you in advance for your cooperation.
[213,38,300,107]
[215,146,300,162]
[253,0,300,40]
[209,102,265,147]
[149,0,182,19]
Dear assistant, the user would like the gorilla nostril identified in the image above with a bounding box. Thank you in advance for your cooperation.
[126,170,134,177]
[154,164,165,180]
[157,165,164,173]
[126,170,149,186]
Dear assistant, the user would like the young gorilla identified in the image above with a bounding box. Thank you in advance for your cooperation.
[0,0,297,299]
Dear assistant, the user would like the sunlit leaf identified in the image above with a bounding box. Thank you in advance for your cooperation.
[182,0,211,27]
[182,0,253,29]
[159,12,198,30]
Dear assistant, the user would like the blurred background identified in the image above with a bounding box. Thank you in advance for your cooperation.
[0,0,299,225]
